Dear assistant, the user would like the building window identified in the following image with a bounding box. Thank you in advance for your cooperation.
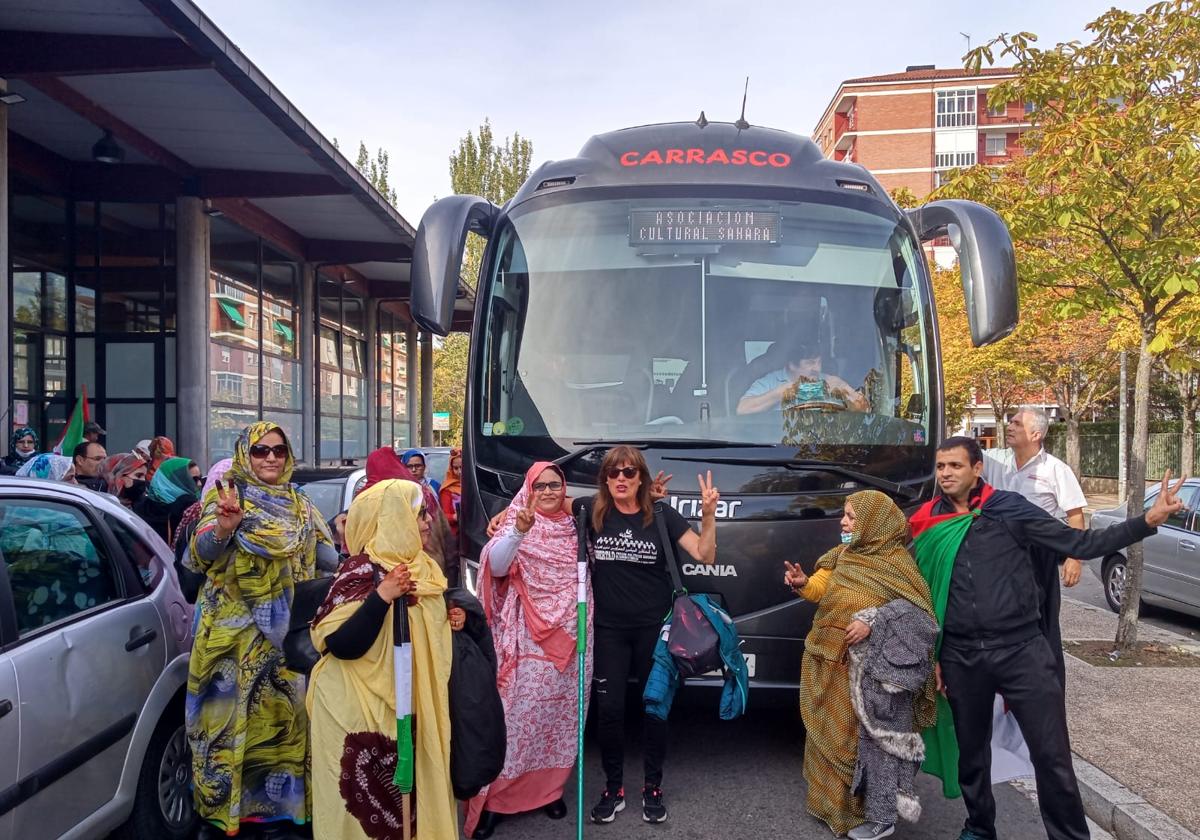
[934,151,976,169]
[1024,101,1036,115]
[987,100,1007,117]
[936,89,977,127]
[985,135,1008,157]
[317,278,370,463]
[208,219,303,461]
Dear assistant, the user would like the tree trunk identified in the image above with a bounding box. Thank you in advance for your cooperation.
[1115,333,1154,654]
[1066,413,1082,478]
[1177,372,1196,477]
[994,400,1008,449]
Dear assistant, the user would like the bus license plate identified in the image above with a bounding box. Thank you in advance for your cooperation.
[702,653,755,678]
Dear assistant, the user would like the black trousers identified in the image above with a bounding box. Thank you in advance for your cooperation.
[941,636,1089,840]
[594,623,668,791]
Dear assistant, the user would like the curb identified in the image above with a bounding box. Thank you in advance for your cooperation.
[1074,754,1199,840]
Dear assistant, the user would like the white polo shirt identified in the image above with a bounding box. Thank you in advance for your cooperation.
[982,447,1087,520]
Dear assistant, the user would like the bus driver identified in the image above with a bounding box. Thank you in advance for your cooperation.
[736,335,871,415]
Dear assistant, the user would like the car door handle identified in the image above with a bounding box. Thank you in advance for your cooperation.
[0,699,11,719]
[124,628,158,652]
[1180,540,1197,552]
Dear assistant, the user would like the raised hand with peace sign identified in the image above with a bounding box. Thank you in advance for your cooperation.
[213,479,243,540]
[515,486,538,534]
[698,470,720,519]
[1145,469,1191,528]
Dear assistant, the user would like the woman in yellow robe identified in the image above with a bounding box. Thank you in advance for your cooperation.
[307,479,457,840]
[784,489,937,838]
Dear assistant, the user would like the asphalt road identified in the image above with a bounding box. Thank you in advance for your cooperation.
[1073,560,1200,641]
[469,689,1047,840]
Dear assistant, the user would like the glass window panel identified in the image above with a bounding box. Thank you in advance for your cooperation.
[263,410,303,460]
[10,194,68,272]
[164,402,176,446]
[391,421,410,449]
[74,275,97,333]
[75,338,95,397]
[210,270,259,350]
[13,331,35,394]
[103,402,156,455]
[98,203,163,269]
[211,405,258,462]
[163,203,176,266]
[44,273,67,331]
[262,256,298,360]
[43,335,68,397]
[210,342,259,408]
[342,294,364,340]
[74,201,98,268]
[343,374,366,417]
[318,278,341,330]
[319,414,341,462]
[44,400,67,449]
[13,272,42,327]
[98,270,163,332]
[319,367,341,414]
[343,417,368,460]
[342,336,364,375]
[164,336,176,398]
[319,327,339,368]
[263,357,301,410]
[105,342,156,399]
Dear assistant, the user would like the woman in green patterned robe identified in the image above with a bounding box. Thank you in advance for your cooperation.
[185,422,335,838]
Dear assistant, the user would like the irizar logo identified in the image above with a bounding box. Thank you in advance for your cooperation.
[682,563,738,577]
[668,495,742,519]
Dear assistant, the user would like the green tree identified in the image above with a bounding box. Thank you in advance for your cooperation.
[942,0,1200,653]
[431,120,535,443]
[353,141,398,206]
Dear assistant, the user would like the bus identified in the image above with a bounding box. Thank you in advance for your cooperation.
[409,120,1017,687]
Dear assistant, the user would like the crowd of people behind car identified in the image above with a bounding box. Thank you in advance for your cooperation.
[0,413,1187,840]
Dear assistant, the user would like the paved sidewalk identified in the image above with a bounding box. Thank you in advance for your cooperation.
[1061,597,1200,836]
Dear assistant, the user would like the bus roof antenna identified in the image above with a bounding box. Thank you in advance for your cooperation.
[734,77,751,130]
[696,110,709,128]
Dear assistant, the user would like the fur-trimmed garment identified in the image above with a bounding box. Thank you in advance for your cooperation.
[848,599,939,825]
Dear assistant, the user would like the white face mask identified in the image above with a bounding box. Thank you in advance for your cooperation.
[840,532,853,545]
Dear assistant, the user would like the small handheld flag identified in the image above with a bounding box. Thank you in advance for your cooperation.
[393,594,414,793]
[52,385,90,455]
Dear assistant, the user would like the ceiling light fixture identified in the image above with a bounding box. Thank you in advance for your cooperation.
[91,129,125,164]
[0,92,27,106]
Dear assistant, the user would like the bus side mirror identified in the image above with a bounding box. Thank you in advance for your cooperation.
[411,194,499,335]
[906,199,1018,347]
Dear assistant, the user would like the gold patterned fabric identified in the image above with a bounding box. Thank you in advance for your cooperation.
[797,490,936,835]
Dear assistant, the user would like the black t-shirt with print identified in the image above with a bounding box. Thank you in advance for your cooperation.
[573,496,692,628]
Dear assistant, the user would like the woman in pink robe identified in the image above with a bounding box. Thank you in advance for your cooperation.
[464,462,593,839]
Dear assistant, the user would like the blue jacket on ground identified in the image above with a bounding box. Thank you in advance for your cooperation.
[643,593,749,720]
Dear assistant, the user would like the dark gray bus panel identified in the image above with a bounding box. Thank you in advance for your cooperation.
[411,120,1017,687]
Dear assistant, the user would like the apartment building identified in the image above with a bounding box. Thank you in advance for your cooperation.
[813,65,1032,198]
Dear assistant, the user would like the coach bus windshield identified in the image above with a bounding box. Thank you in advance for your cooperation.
[475,192,934,461]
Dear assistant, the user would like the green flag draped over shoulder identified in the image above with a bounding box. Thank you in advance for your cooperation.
[908,489,993,800]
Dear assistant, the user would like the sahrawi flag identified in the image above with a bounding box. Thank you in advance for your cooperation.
[52,385,91,455]
[393,594,414,793]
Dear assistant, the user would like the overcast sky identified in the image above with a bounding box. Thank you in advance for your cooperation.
[196,0,1118,223]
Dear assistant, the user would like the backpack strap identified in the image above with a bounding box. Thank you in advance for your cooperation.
[654,502,685,596]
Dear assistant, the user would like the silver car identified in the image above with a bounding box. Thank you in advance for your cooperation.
[0,477,195,839]
[1090,479,1200,619]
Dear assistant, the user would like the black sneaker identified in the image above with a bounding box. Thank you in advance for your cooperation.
[590,788,625,824]
[642,785,667,823]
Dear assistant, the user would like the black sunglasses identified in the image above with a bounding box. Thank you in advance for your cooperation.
[606,467,639,480]
[249,443,289,459]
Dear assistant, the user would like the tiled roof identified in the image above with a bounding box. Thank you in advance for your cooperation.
[844,67,1016,84]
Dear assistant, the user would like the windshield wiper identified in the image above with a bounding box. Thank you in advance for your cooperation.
[557,440,773,470]
[659,455,921,500]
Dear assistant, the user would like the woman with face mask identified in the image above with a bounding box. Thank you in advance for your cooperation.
[100,452,149,507]
[783,490,937,840]
[2,427,40,474]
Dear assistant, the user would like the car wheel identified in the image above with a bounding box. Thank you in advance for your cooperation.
[1102,555,1127,613]
[116,709,196,840]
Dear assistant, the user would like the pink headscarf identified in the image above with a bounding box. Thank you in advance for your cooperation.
[359,447,438,513]
[478,462,589,679]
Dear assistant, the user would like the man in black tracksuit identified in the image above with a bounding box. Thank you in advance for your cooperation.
[929,436,1184,840]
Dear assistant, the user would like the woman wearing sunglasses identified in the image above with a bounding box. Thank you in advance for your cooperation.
[186,423,335,840]
[465,462,593,838]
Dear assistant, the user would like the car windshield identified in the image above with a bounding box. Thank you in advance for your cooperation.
[476,193,933,453]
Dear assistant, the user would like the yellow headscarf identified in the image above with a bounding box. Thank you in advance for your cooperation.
[308,479,456,839]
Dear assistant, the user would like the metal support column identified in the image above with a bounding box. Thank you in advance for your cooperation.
[420,332,434,446]
[406,321,418,448]
[299,264,317,464]
[365,299,378,452]
[175,196,210,467]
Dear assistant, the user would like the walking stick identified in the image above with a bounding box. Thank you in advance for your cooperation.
[575,509,589,840]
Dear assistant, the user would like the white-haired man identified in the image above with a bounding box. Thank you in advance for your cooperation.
[982,406,1087,684]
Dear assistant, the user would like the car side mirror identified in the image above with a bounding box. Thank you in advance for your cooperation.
[906,199,1018,347]
[411,195,499,335]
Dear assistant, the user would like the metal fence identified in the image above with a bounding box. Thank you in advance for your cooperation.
[1045,433,1199,478]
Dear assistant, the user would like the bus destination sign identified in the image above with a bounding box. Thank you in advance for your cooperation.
[630,208,780,245]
